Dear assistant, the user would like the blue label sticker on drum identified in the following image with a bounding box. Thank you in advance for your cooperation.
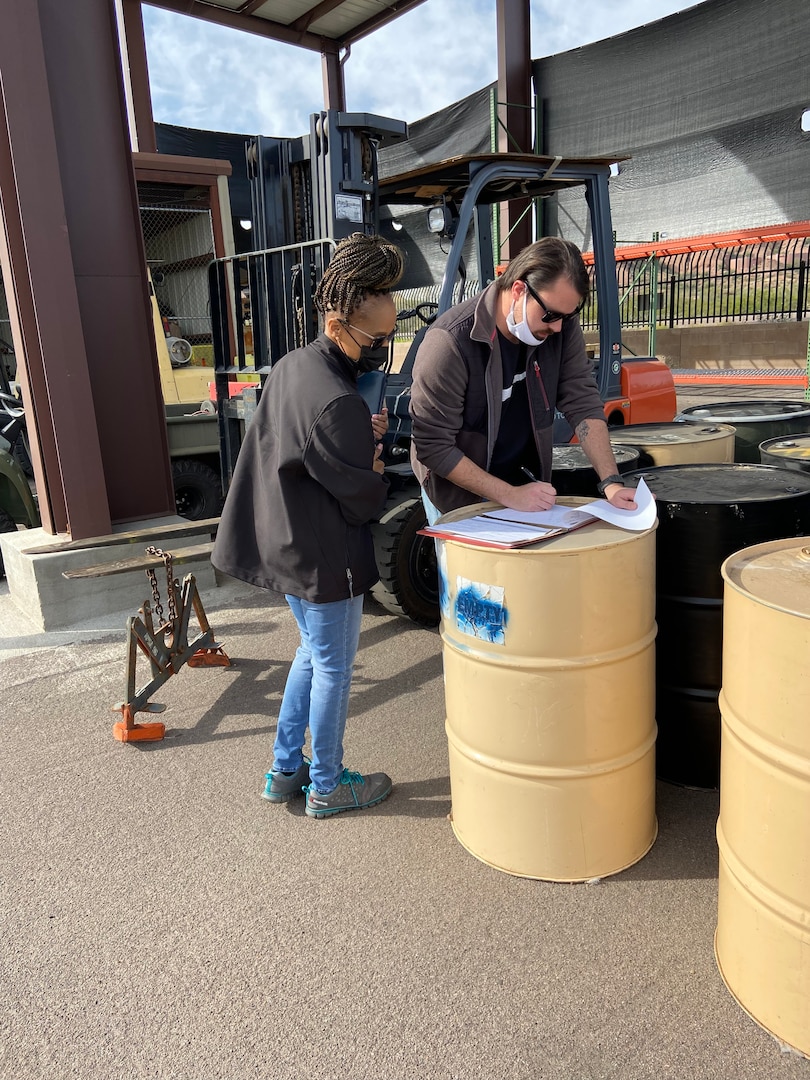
[454,578,507,644]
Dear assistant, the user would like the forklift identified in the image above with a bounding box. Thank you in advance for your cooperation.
[208,111,676,626]
[0,350,40,575]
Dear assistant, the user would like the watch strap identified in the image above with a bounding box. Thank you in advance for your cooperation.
[597,473,625,495]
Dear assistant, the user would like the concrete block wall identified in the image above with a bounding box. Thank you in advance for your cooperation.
[620,321,808,368]
[1,517,216,632]
[398,322,808,372]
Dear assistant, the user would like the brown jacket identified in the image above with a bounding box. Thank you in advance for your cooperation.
[409,281,605,513]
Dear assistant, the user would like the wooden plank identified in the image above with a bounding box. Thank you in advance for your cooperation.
[62,542,214,580]
[22,518,219,556]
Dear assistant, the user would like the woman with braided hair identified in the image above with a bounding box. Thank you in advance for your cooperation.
[212,233,404,817]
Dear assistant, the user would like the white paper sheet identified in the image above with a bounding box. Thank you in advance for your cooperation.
[484,505,596,529]
[482,476,657,533]
[426,517,556,546]
[584,477,657,531]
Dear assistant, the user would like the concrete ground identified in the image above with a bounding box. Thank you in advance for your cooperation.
[2,380,810,1080]
[3,582,810,1080]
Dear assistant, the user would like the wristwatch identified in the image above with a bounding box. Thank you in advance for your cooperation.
[597,473,625,496]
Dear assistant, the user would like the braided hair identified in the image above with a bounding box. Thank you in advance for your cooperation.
[315,232,404,318]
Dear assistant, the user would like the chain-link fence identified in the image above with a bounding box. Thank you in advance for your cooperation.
[138,198,216,355]
[1,201,217,382]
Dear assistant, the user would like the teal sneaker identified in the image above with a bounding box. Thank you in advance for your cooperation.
[261,758,310,803]
[305,768,392,818]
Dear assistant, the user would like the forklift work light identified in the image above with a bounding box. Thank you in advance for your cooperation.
[427,202,457,239]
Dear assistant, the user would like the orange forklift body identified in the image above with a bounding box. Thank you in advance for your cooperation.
[601,359,677,427]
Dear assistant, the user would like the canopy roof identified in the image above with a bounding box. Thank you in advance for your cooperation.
[378,153,627,207]
[144,0,429,52]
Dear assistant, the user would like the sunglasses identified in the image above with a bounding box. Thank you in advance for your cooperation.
[339,320,397,351]
[523,280,585,324]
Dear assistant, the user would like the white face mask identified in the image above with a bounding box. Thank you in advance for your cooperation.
[506,291,545,347]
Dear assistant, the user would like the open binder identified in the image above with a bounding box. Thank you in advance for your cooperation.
[418,505,598,549]
[417,478,656,549]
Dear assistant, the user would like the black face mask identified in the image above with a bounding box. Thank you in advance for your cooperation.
[356,345,390,374]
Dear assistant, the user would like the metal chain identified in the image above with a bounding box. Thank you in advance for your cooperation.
[145,546,177,628]
[290,263,305,348]
[292,162,305,243]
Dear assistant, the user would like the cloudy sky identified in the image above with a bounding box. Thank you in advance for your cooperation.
[142,0,703,137]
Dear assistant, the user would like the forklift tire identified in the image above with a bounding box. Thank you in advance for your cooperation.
[12,432,34,479]
[371,495,439,626]
[171,459,223,521]
[0,506,17,578]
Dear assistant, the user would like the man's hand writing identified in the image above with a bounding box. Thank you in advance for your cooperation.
[504,481,557,512]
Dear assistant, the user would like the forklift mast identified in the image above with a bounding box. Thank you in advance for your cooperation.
[246,111,408,251]
[209,111,407,478]
[211,110,407,367]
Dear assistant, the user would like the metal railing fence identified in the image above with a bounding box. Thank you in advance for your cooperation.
[391,238,810,344]
[579,237,810,331]
[2,236,808,372]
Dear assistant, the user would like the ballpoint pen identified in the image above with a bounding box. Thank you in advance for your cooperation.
[520,466,540,483]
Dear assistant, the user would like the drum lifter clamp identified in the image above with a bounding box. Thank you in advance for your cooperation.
[113,546,231,742]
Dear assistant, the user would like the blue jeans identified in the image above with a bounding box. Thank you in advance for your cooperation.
[420,488,442,526]
[273,593,364,793]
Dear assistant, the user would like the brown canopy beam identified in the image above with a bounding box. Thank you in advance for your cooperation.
[496,0,533,258]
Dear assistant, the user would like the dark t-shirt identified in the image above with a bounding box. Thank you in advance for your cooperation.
[490,332,542,485]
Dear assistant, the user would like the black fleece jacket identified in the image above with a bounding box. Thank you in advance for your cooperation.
[211,335,388,602]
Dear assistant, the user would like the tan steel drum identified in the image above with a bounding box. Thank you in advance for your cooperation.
[437,501,658,882]
[609,422,736,466]
[716,537,810,1057]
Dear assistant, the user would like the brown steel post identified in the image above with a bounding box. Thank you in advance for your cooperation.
[322,46,347,112]
[121,0,157,153]
[0,0,176,538]
[496,0,533,258]
[0,5,109,535]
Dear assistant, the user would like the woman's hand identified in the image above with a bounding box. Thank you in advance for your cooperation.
[372,442,385,474]
[371,406,389,442]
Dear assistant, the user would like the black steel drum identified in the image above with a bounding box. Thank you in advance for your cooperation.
[623,463,810,789]
[759,434,810,474]
[551,443,640,496]
[609,421,736,468]
[679,401,810,463]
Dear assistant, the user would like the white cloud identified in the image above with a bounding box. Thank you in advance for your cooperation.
[142,0,702,136]
[343,0,496,121]
[142,7,322,135]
